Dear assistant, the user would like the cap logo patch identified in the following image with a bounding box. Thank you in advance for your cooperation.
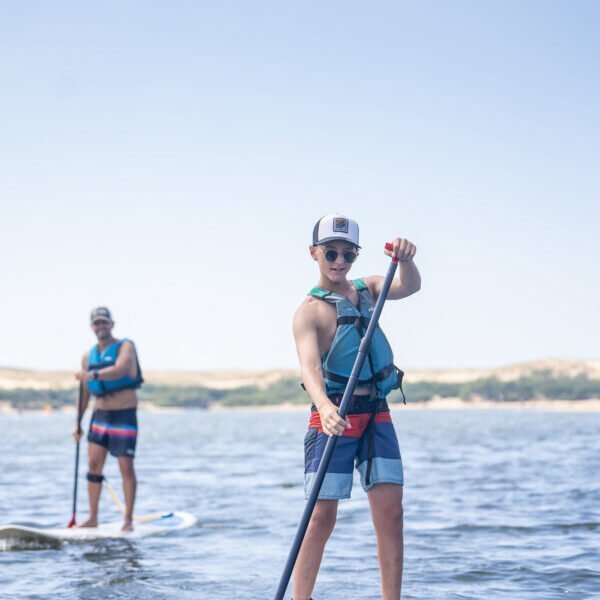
[333,218,348,233]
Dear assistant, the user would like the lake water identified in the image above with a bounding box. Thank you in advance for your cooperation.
[0,407,598,599]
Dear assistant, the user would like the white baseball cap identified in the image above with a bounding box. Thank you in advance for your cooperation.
[312,214,360,247]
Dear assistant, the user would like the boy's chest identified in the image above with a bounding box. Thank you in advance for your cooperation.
[315,300,361,356]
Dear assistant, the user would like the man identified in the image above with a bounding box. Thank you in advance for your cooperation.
[292,214,421,600]
[73,306,143,531]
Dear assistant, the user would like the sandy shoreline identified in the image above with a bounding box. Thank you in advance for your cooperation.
[205,398,600,413]
[403,397,600,412]
[2,398,599,415]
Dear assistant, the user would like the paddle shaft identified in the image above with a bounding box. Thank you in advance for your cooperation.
[274,247,399,600]
[102,475,161,523]
[68,383,84,527]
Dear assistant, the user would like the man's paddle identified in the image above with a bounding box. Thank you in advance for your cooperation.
[67,383,84,528]
[102,475,168,524]
[274,243,400,600]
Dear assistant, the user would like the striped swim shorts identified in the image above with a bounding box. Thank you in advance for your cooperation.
[88,407,138,458]
[304,395,403,500]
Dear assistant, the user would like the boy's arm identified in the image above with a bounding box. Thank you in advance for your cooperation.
[367,236,421,301]
[293,303,351,437]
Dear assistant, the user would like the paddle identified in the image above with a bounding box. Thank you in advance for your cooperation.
[274,243,400,600]
[102,475,171,524]
[67,382,84,528]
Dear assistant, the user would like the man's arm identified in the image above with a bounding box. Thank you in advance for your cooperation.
[367,236,421,301]
[94,341,137,380]
[76,341,137,382]
[293,302,350,437]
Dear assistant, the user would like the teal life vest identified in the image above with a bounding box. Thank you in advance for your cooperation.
[87,339,143,397]
[309,279,404,400]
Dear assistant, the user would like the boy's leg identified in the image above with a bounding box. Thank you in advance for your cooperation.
[297,408,359,598]
[358,408,404,599]
[292,499,338,600]
[368,483,404,600]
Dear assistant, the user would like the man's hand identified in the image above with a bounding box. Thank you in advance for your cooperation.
[318,401,352,437]
[74,370,91,382]
[72,426,83,443]
[385,237,417,262]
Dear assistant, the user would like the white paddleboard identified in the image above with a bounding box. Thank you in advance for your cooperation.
[0,511,196,548]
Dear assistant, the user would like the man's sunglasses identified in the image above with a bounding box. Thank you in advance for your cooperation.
[322,248,359,264]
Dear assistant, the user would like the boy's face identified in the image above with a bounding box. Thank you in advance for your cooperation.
[310,240,359,283]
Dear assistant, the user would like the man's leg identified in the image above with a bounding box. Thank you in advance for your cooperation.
[292,499,338,600]
[367,483,404,600]
[80,442,108,527]
[117,455,136,531]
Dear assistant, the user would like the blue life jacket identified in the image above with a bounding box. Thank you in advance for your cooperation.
[87,339,143,397]
[309,279,404,400]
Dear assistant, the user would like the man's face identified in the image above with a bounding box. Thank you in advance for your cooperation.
[311,240,359,283]
[91,319,113,341]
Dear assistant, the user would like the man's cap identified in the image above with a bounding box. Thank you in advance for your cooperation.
[90,306,113,323]
[312,214,360,247]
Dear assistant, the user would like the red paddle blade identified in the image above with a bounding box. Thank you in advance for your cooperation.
[67,515,76,528]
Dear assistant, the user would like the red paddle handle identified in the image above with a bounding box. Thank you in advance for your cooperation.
[385,242,398,264]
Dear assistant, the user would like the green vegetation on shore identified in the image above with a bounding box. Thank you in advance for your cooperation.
[1,370,599,410]
[388,371,600,403]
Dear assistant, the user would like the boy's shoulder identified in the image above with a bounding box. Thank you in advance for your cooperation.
[294,294,334,324]
[296,294,326,313]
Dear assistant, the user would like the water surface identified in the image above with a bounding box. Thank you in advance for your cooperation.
[0,408,598,599]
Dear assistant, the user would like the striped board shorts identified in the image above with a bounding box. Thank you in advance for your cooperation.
[304,395,403,500]
[88,408,138,458]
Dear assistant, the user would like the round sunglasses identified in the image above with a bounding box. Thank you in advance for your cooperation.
[322,248,359,264]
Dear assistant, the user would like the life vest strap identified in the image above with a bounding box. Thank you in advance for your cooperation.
[308,287,346,303]
[373,363,395,382]
[324,365,406,403]
[395,368,406,404]
[365,411,377,486]
[325,362,395,384]
[336,316,371,327]
[323,369,374,386]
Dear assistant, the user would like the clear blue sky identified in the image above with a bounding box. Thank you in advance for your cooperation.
[0,1,598,371]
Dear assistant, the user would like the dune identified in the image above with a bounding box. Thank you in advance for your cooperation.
[0,359,598,391]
